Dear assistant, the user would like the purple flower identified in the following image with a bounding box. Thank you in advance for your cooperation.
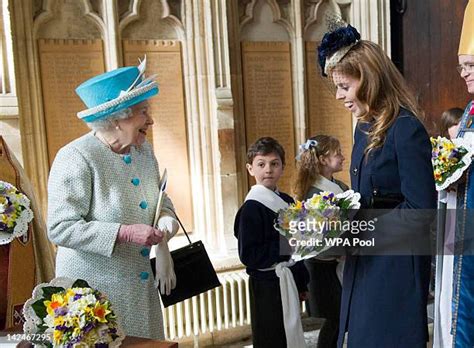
[73,294,83,301]
[54,306,68,316]
[83,322,95,333]
[56,324,69,331]
[4,203,14,215]
[322,209,334,218]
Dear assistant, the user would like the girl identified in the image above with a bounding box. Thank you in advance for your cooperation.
[439,107,463,139]
[294,135,348,348]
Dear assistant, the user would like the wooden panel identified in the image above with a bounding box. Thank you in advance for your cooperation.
[241,42,296,193]
[305,42,352,185]
[0,137,35,330]
[123,40,194,231]
[397,0,470,133]
[38,39,105,165]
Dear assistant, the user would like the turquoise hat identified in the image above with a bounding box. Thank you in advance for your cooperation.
[75,58,158,123]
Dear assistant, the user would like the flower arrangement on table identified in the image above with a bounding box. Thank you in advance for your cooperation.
[430,136,473,191]
[0,180,33,245]
[275,190,361,258]
[23,277,124,347]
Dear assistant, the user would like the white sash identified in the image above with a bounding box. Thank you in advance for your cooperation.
[244,184,289,213]
[312,175,344,194]
[246,185,306,348]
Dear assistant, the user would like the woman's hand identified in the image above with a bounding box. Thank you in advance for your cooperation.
[117,224,164,246]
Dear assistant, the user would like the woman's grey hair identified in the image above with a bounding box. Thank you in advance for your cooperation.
[86,108,132,131]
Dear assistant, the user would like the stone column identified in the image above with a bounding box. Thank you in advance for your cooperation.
[8,0,49,211]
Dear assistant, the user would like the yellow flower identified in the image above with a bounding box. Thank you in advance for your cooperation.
[64,289,76,303]
[53,316,65,327]
[73,326,81,337]
[93,302,111,323]
[53,329,63,344]
[44,293,65,316]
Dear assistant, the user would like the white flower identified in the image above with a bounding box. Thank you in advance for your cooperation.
[335,190,361,209]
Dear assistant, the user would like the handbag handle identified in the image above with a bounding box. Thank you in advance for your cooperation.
[172,211,192,245]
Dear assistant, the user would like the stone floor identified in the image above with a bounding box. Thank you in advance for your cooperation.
[216,303,435,348]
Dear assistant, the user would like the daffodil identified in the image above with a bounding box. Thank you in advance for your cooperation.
[53,329,63,344]
[44,293,66,316]
[93,301,111,323]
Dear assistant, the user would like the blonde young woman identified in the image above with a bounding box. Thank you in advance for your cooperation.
[294,135,347,348]
[318,24,436,347]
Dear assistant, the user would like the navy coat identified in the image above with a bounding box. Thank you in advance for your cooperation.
[338,109,437,347]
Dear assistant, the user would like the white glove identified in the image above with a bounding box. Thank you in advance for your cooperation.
[157,215,179,239]
[152,238,176,295]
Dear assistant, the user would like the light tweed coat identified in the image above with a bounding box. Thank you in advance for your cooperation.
[47,132,174,339]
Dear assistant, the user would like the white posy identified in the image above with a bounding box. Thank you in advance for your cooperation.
[0,181,34,245]
[436,137,474,191]
[152,239,176,296]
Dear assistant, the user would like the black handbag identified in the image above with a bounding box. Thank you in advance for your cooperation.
[150,214,221,307]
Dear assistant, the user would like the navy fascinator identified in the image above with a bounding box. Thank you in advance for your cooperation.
[317,24,361,77]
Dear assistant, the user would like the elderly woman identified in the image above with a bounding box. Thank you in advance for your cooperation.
[47,59,178,339]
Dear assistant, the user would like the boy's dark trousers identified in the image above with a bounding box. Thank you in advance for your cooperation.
[249,276,286,348]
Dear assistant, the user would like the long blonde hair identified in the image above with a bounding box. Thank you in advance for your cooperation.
[294,135,341,201]
[329,41,423,154]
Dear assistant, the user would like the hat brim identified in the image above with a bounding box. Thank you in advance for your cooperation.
[78,82,159,123]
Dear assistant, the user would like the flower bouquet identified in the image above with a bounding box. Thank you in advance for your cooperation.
[0,180,33,245]
[23,277,124,347]
[430,136,473,191]
[275,190,361,258]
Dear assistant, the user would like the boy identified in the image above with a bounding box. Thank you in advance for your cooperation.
[234,137,309,348]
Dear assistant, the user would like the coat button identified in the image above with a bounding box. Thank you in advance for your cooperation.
[123,154,132,164]
[352,167,358,175]
[131,178,140,186]
[140,248,150,257]
[139,200,148,209]
[140,271,149,280]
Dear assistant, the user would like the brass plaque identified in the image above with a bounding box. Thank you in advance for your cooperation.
[241,42,296,194]
[38,39,104,166]
[123,40,193,230]
[305,42,353,185]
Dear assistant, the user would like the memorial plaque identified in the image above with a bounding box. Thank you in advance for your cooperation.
[123,40,193,230]
[38,39,105,166]
[305,42,353,184]
[241,42,296,193]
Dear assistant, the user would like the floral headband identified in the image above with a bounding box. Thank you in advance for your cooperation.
[296,139,318,161]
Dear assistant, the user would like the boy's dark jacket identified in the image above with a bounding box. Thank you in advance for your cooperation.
[234,191,309,292]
